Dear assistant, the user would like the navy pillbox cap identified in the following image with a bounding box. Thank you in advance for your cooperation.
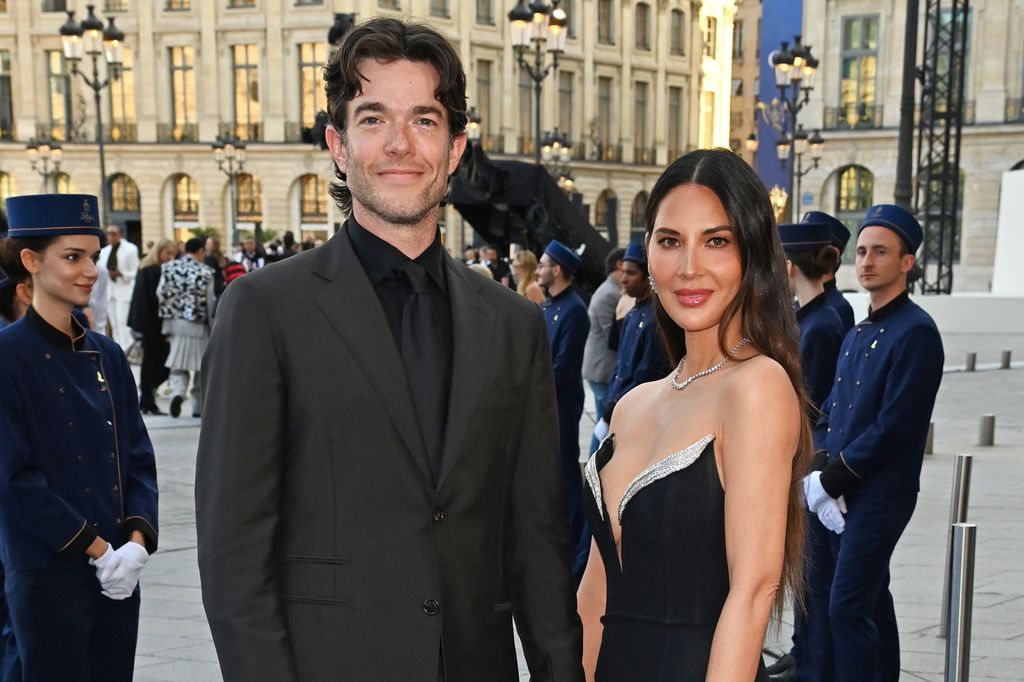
[859,204,923,253]
[778,223,833,253]
[802,210,850,252]
[5,194,104,240]
[543,240,582,275]
[622,241,647,266]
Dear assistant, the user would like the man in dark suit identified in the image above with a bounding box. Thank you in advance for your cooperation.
[195,17,583,682]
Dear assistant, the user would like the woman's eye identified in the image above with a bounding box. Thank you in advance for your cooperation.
[657,237,679,248]
[66,254,78,262]
[708,237,729,247]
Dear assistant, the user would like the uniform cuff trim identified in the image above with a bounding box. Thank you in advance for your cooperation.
[123,516,159,554]
[59,520,98,560]
[820,456,860,498]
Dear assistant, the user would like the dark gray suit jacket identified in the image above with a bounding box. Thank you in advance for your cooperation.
[195,225,583,682]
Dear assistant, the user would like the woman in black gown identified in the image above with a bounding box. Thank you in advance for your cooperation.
[577,149,813,681]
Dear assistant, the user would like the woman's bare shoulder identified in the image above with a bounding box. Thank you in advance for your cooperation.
[722,354,799,419]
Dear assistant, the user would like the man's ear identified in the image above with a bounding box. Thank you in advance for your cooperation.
[901,253,916,274]
[448,132,468,175]
[326,124,347,176]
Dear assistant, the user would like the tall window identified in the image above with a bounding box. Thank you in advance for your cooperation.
[595,189,616,227]
[104,0,128,10]
[835,165,874,261]
[378,0,399,9]
[429,0,448,18]
[634,81,649,163]
[733,20,744,59]
[109,174,140,212]
[165,0,190,8]
[0,173,14,205]
[232,44,261,141]
[55,172,73,194]
[47,50,72,141]
[476,60,492,138]
[173,174,199,220]
[597,76,613,153]
[109,47,135,141]
[42,0,67,10]
[668,86,683,159]
[169,46,196,141]
[561,0,574,38]
[558,71,573,137]
[518,69,532,154]
[839,16,879,123]
[670,10,685,55]
[0,1,7,11]
[476,0,493,24]
[228,0,255,7]
[704,17,718,58]
[298,42,327,129]
[300,175,327,223]
[630,191,648,241]
[635,3,651,50]
[939,8,973,100]
[0,50,12,140]
[598,0,614,45]
[236,174,263,224]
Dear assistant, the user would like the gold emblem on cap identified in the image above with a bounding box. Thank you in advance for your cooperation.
[81,199,94,223]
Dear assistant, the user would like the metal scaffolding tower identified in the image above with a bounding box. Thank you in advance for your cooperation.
[915,0,970,294]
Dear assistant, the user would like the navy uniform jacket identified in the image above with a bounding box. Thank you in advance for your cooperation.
[542,287,590,409]
[824,280,855,331]
[0,309,158,570]
[602,296,670,421]
[796,293,846,415]
[813,291,943,498]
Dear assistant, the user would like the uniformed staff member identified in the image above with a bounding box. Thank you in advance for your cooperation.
[778,221,848,682]
[805,204,944,682]
[538,240,591,582]
[594,241,670,440]
[0,194,159,682]
[813,211,856,331]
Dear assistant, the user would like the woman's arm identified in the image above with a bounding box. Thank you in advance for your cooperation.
[577,539,607,682]
[706,358,800,681]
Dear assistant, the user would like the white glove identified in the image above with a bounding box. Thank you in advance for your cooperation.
[91,542,149,600]
[816,495,848,535]
[593,418,609,443]
[803,471,832,513]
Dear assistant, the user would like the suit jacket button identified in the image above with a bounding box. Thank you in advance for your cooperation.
[422,599,440,615]
[432,510,445,523]
[112,485,119,492]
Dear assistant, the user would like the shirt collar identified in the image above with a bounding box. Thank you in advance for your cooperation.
[26,306,88,352]
[867,289,910,323]
[796,291,830,323]
[823,278,838,291]
[347,217,447,291]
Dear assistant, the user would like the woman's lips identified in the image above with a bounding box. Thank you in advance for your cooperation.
[673,289,712,307]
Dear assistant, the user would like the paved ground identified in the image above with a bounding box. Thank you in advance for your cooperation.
[132,332,1024,681]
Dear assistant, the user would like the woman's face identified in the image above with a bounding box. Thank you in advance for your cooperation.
[22,235,101,309]
[159,244,177,263]
[646,183,743,335]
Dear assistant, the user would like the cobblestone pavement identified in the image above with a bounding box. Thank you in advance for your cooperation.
[132,333,1024,681]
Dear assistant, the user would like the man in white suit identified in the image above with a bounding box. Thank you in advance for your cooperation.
[97,224,139,350]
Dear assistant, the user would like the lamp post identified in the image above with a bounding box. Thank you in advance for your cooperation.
[211,133,247,246]
[508,0,568,165]
[541,128,574,195]
[59,5,124,227]
[25,139,63,192]
[753,35,821,222]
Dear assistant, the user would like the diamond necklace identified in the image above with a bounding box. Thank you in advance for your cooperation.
[670,337,751,391]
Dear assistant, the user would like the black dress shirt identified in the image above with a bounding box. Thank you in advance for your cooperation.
[347,217,454,396]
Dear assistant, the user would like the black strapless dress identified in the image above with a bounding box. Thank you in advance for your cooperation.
[583,434,769,682]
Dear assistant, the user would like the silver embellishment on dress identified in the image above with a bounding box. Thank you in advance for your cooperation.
[617,434,716,523]
[584,437,611,521]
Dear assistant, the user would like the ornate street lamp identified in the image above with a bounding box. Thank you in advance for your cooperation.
[508,0,569,165]
[26,138,63,192]
[59,5,124,226]
[466,106,482,144]
[211,133,247,246]
[541,128,575,195]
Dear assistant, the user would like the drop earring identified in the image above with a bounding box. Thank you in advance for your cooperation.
[648,274,658,294]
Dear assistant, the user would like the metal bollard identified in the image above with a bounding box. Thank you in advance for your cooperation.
[979,414,995,446]
[965,352,977,372]
[944,523,977,682]
[925,422,935,455]
[940,454,972,637]
[1001,350,1012,369]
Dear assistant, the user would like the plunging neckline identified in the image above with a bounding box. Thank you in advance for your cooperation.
[585,433,717,525]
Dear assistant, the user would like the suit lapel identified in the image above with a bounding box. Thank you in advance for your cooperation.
[311,227,433,485]
[437,255,495,489]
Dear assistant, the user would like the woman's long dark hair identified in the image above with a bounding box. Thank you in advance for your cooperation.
[0,236,55,322]
[645,148,811,617]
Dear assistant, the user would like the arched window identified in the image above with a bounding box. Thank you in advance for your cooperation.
[55,172,73,194]
[173,174,199,221]
[635,3,651,50]
[236,173,262,222]
[630,191,649,242]
[595,188,616,227]
[0,172,14,205]
[109,173,140,212]
[834,165,874,261]
[670,9,686,55]
[300,174,327,223]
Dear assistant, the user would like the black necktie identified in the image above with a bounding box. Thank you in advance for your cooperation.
[398,262,446,482]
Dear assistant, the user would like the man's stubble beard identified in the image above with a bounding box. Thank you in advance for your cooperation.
[344,141,449,228]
